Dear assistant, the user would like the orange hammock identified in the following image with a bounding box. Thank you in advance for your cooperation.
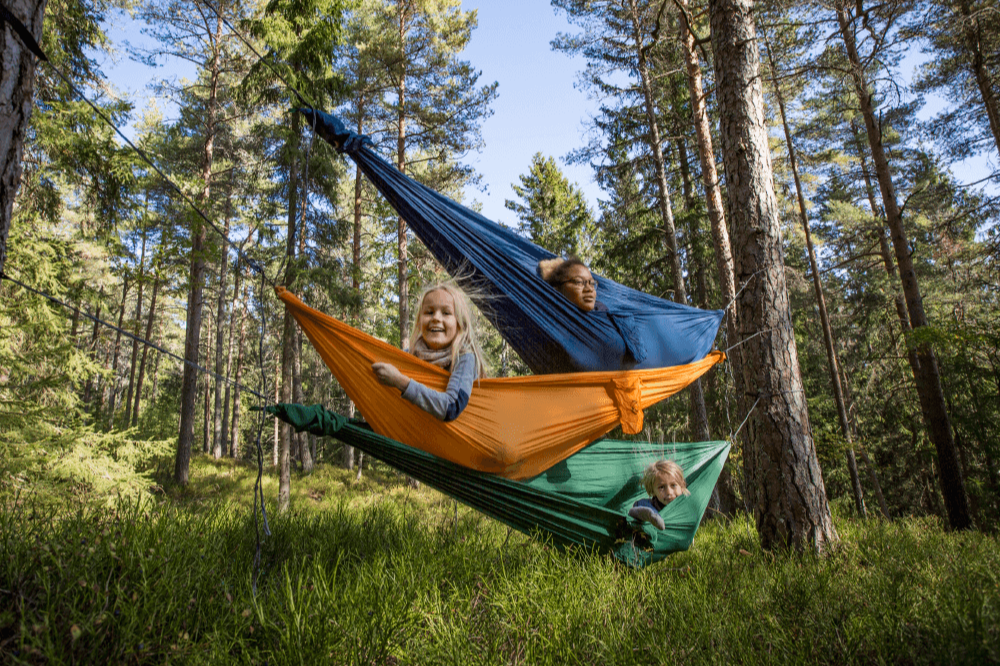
[277,287,724,480]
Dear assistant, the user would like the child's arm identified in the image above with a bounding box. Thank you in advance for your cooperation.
[386,354,476,422]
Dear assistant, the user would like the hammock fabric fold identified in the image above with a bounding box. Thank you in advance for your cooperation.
[277,287,724,480]
[268,403,730,567]
[299,108,724,375]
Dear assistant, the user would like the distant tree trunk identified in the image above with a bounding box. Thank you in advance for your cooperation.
[627,0,710,447]
[107,279,130,428]
[709,0,837,551]
[175,14,223,485]
[396,13,410,348]
[150,317,162,402]
[295,208,312,473]
[764,39,866,518]
[123,230,148,428]
[279,111,301,511]
[83,289,104,409]
[677,0,737,326]
[273,361,280,467]
[0,0,47,278]
[230,281,249,459]
[212,216,230,459]
[343,112,366,472]
[835,0,971,530]
[203,320,213,454]
[221,264,241,459]
[131,276,159,426]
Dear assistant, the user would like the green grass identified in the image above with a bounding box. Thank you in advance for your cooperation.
[2,455,999,664]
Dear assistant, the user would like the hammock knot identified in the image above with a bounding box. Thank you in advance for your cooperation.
[611,376,644,434]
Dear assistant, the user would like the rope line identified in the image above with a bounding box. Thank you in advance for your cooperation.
[0,268,268,400]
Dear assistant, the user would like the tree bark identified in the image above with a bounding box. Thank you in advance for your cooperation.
[131,275,159,426]
[627,0,711,448]
[278,111,301,512]
[82,288,103,409]
[123,229,148,428]
[212,215,230,459]
[221,262,241,458]
[107,278,130,428]
[175,13,223,485]
[0,0,47,278]
[202,318,213,454]
[764,38,866,518]
[343,112,367,471]
[958,0,1000,156]
[835,0,971,529]
[677,0,737,333]
[230,281,249,459]
[709,0,837,551]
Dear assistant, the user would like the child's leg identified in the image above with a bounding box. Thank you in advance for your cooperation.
[628,499,665,530]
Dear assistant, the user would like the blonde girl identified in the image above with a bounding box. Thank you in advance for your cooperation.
[628,460,691,530]
[372,282,486,421]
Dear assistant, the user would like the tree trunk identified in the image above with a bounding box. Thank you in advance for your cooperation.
[628,0,710,448]
[0,0,47,278]
[396,10,410,348]
[203,320,213,454]
[82,288,103,409]
[107,279,130,428]
[131,276,159,426]
[221,264,241,459]
[835,0,971,529]
[278,111,301,512]
[343,112,366,471]
[123,230,148,428]
[295,208,312,473]
[677,0,737,334]
[175,14,223,485]
[212,216,230,459]
[958,0,1000,156]
[230,281,249,459]
[764,38,866,518]
[709,0,837,551]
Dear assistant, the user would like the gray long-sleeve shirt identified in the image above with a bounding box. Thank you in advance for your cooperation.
[400,353,477,421]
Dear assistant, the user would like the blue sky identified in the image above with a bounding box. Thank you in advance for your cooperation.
[100,1,990,230]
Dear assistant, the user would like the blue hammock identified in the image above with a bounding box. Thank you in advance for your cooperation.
[301,109,723,374]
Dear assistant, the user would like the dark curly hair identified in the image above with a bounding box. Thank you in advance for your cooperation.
[544,256,590,288]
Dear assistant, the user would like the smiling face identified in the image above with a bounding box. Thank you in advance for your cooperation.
[417,288,459,350]
[558,264,597,312]
[652,473,685,507]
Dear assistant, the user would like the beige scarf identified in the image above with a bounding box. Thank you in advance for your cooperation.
[412,337,463,370]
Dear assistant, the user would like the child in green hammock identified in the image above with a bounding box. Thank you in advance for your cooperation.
[628,460,690,530]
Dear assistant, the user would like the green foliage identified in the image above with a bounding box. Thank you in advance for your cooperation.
[505,152,596,258]
[1,461,999,664]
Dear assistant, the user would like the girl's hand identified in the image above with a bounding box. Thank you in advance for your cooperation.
[372,362,411,391]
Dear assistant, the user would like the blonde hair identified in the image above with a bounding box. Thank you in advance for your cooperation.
[409,281,487,378]
[641,460,690,497]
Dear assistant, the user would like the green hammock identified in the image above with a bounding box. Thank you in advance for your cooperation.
[269,404,729,567]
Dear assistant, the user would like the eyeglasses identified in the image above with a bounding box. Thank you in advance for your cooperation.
[561,278,597,289]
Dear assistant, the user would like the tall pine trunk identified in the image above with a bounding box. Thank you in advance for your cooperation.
[212,216,230,459]
[958,0,1000,157]
[0,0,47,277]
[627,0,710,444]
[278,112,301,512]
[764,39,867,518]
[107,279,130,428]
[709,0,837,551]
[132,276,159,427]
[123,229,148,427]
[175,14,223,484]
[230,281,249,459]
[835,0,971,529]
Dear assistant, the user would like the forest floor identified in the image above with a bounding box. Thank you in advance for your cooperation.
[1,434,999,665]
